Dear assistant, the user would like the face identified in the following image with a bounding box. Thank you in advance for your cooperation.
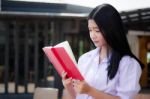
[88,19,107,48]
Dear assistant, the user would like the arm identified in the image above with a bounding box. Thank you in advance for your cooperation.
[63,80,76,99]
[62,89,76,99]
[87,86,120,99]
[115,56,142,99]
[73,80,120,99]
[61,72,76,99]
[73,56,142,99]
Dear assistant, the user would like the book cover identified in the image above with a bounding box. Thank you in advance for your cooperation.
[42,41,84,80]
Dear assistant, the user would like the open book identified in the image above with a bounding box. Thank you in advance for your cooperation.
[42,41,84,80]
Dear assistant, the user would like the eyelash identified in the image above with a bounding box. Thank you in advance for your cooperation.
[89,30,100,32]
[95,30,100,32]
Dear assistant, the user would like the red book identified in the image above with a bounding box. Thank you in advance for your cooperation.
[42,41,84,80]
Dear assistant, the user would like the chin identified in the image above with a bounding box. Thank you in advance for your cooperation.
[94,44,101,48]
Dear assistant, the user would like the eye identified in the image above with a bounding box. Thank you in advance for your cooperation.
[96,30,100,32]
[95,30,100,33]
[89,29,92,32]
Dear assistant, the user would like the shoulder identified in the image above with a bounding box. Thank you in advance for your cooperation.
[120,55,139,66]
[78,48,98,62]
[77,48,98,71]
[119,55,141,72]
[116,55,142,98]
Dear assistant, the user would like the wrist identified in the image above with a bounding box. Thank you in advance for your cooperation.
[86,85,94,95]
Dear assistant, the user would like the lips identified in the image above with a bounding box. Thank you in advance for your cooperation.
[93,41,99,43]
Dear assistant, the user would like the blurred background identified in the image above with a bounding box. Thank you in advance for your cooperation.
[0,0,150,99]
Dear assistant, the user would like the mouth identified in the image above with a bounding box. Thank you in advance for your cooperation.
[93,41,99,43]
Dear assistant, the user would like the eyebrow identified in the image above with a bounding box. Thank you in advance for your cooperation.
[88,27,99,29]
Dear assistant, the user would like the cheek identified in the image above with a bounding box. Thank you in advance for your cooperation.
[98,35,106,44]
[102,39,107,45]
[89,32,94,39]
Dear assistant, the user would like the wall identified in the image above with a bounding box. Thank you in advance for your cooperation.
[128,30,150,87]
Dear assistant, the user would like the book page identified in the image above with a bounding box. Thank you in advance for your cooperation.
[54,41,77,65]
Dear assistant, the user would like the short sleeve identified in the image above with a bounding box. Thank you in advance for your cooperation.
[116,56,142,99]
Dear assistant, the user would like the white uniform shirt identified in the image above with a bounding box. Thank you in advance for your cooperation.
[76,48,142,99]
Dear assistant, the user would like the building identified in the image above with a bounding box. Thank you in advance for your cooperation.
[0,0,92,98]
[120,8,150,88]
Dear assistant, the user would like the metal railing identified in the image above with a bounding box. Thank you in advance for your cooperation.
[0,20,54,94]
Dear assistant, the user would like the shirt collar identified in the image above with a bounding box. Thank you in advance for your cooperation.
[94,47,111,63]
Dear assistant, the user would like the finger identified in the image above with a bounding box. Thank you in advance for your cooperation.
[73,79,80,83]
[65,77,72,83]
[72,79,75,85]
[62,77,72,86]
[76,80,80,83]
[61,71,67,80]
[61,71,66,77]
[72,79,75,83]
[72,79,79,87]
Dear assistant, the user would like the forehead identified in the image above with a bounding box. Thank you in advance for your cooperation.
[88,19,99,28]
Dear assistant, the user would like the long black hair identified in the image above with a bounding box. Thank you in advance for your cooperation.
[88,4,144,80]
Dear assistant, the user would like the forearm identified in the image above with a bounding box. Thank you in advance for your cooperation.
[87,87,120,99]
[65,86,76,99]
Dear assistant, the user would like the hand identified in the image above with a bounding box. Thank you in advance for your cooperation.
[62,71,76,98]
[61,71,73,89]
[72,79,92,94]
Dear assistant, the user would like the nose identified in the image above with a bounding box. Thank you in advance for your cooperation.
[90,31,96,40]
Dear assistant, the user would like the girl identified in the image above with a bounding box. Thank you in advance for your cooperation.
[62,4,144,99]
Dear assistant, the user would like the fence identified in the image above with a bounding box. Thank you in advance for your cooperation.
[0,19,55,96]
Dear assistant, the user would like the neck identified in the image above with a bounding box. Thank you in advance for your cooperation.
[99,46,110,61]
